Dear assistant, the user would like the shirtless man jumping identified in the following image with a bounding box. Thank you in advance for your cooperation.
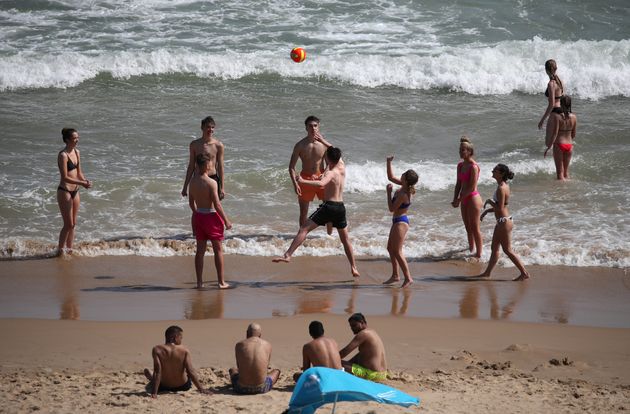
[182,116,225,200]
[273,147,360,278]
[143,325,210,398]
[289,116,333,230]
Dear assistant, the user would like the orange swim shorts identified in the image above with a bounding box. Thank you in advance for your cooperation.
[298,171,325,202]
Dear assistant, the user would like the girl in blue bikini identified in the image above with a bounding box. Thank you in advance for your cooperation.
[383,156,418,288]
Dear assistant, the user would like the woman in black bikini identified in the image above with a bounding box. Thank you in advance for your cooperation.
[57,128,91,255]
[538,59,564,131]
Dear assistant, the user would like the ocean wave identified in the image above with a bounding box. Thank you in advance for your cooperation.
[2,233,628,268]
[1,38,629,99]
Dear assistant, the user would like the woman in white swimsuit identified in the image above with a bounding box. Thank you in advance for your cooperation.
[476,164,529,281]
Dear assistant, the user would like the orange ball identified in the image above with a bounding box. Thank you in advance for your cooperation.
[290,47,306,63]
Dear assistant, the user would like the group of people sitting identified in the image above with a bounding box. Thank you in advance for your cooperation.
[144,313,387,398]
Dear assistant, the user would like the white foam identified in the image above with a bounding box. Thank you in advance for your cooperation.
[2,38,629,99]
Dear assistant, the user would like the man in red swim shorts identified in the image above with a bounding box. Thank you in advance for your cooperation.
[288,116,333,228]
[189,153,232,289]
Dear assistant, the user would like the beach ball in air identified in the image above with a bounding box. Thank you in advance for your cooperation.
[291,47,306,63]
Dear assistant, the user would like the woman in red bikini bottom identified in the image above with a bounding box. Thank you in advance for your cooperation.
[544,95,577,180]
[451,136,483,258]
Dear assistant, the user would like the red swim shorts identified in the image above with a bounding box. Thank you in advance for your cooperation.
[192,211,224,241]
[298,171,325,202]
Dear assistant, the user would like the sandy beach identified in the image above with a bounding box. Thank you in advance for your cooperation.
[1,255,629,413]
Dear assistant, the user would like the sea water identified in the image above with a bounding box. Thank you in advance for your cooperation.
[1,0,629,267]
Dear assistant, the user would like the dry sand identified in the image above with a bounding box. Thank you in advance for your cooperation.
[1,255,629,413]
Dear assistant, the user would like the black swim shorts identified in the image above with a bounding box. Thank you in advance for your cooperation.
[309,201,347,229]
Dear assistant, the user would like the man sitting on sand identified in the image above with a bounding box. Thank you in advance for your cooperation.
[189,153,232,289]
[273,147,360,278]
[340,313,388,382]
[293,320,343,382]
[229,323,281,394]
[144,325,211,398]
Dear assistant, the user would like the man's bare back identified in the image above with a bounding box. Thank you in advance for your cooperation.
[151,343,190,388]
[351,329,387,372]
[144,326,208,397]
[303,336,342,370]
[234,336,272,385]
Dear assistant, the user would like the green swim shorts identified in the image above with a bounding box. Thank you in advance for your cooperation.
[351,364,388,382]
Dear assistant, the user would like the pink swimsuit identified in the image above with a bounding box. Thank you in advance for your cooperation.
[457,161,480,206]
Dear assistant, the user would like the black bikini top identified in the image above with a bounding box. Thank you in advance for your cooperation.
[63,150,78,171]
[545,85,563,100]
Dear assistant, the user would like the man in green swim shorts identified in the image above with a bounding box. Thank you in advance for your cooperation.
[339,313,388,382]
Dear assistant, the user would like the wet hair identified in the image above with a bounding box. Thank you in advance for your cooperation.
[304,115,320,126]
[195,153,211,168]
[560,95,572,119]
[348,313,366,324]
[61,128,77,143]
[460,135,474,156]
[201,116,215,128]
[494,164,514,182]
[544,59,564,95]
[165,325,183,342]
[309,321,324,338]
[326,146,342,164]
[403,170,418,195]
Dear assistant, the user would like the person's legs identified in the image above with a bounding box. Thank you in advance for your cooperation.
[57,190,75,253]
[563,149,572,179]
[460,204,474,253]
[195,239,208,288]
[273,220,319,262]
[553,145,565,180]
[383,225,400,284]
[210,239,229,288]
[298,199,310,228]
[394,224,412,287]
[268,369,281,385]
[465,196,483,258]
[499,221,530,281]
[337,227,360,277]
[477,224,501,277]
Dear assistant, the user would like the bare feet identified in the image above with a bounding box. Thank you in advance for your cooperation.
[143,368,153,381]
[401,278,413,288]
[196,283,204,289]
[383,276,400,285]
[218,282,231,289]
[470,273,490,279]
[351,266,360,278]
[272,255,291,263]
[513,273,530,281]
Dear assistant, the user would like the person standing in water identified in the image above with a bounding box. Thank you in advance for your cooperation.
[475,164,530,281]
[545,95,577,180]
[538,59,564,131]
[451,136,483,258]
[382,156,418,288]
[56,128,92,255]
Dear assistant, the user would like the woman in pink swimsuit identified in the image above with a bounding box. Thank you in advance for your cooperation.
[544,95,577,180]
[451,136,483,258]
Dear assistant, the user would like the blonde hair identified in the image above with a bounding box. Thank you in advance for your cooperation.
[545,59,564,94]
[460,135,474,156]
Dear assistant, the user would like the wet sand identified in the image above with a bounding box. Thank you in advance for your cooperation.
[1,256,629,412]
[0,255,628,326]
